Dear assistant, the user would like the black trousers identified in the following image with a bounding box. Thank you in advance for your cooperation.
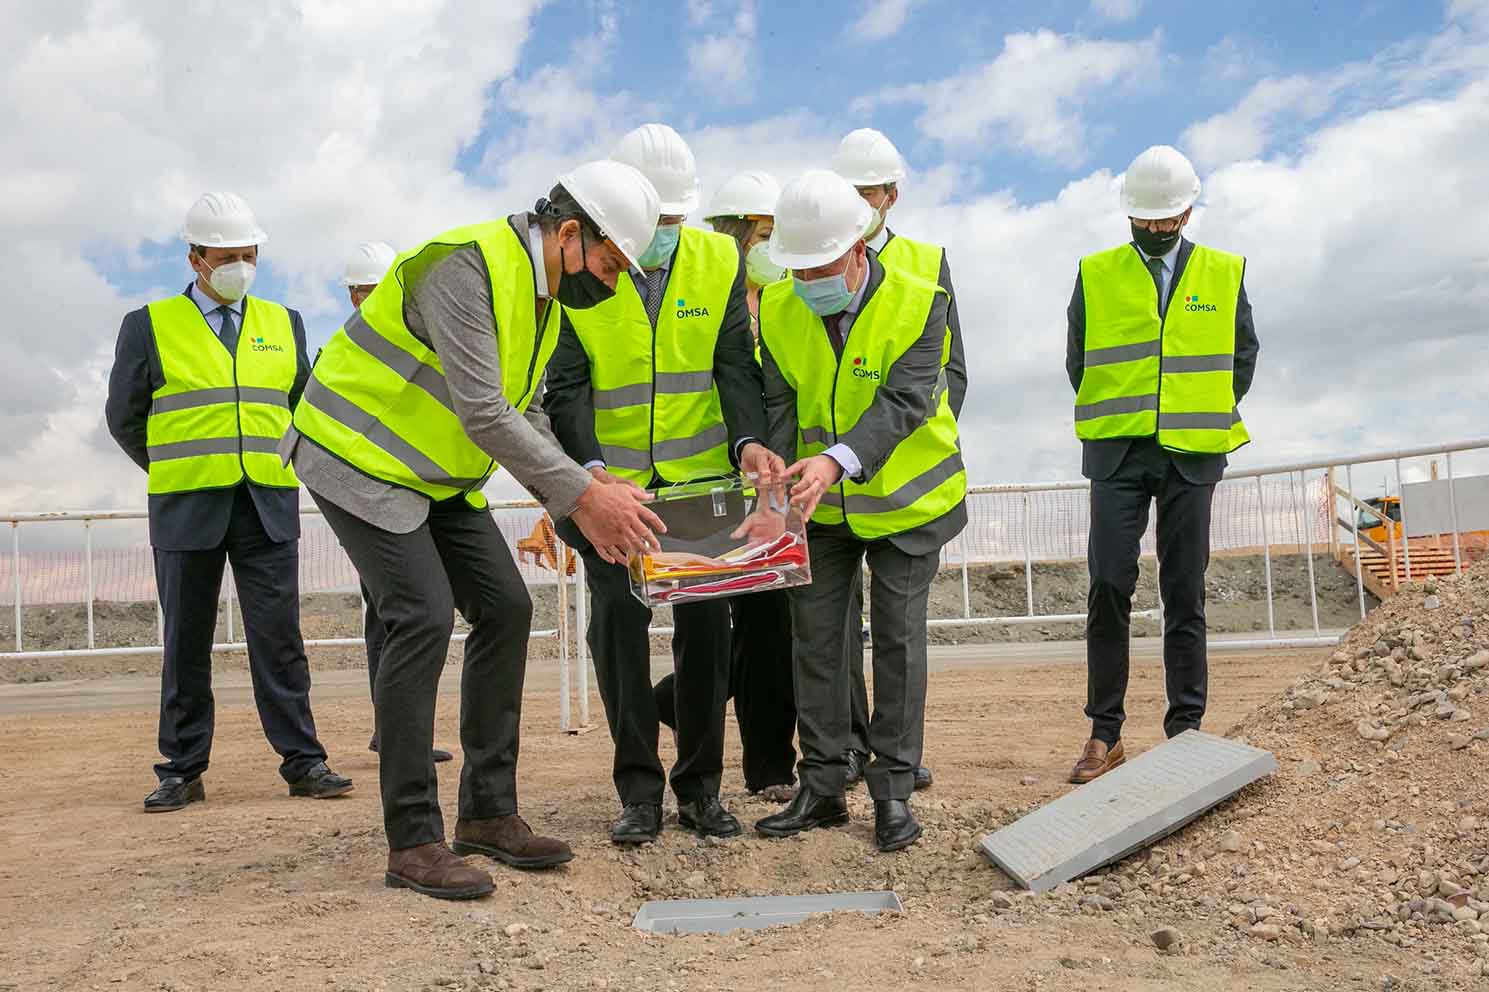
[1086,438,1216,744]
[154,486,325,783]
[362,582,384,712]
[560,522,730,806]
[315,493,531,850]
[654,588,798,792]
[791,526,937,801]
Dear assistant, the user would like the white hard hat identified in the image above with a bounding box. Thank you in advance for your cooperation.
[343,241,397,287]
[704,170,782,221]
[831,128,908,186]
[180,191,268,248]
[609,123,700,215]
[1121,145,1201,220]
[556,159,662,270]
[768,169,875,270]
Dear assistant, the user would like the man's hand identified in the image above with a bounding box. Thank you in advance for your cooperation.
[730,500,787,546]
[589,465,647,493]
[571,478,667,565]
[738,441,786,487]
[784,453,844,519]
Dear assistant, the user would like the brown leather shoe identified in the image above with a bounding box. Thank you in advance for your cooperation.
[385,841,494,900]
[1068,739,1125,784]
[452,815,574,869]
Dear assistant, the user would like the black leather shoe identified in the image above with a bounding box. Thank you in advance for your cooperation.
[755,788,849,838]
[370,736,454,763]
[874,800,922,852]
[913,765,933,791]
[844,750,867,789]
[144,776,204,813]
[677,796,742,838]
[610,803,662,845]
[288,762,354,799]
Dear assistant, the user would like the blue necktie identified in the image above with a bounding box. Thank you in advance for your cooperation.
[1146,256,1167,316]
[216,305,239,352]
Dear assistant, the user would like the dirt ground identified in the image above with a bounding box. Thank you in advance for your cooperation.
[0,642,1442,992]
[0,553,1371,684]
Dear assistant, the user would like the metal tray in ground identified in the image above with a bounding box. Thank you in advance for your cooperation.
[631,890,904,935]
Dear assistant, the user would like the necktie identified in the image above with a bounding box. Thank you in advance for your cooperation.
[642,269,665,328]
[1146,256,1167,316]
[216,305,239,353]
[824,314,845,357]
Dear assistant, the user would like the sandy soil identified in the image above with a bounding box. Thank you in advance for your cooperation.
[0,642,1434,992]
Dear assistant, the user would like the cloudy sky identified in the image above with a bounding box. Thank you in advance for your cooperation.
[2,0,1487,512]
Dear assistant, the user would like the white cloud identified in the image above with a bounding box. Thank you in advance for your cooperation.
[685,1,757,96]
[1181,71,1362,170]
[865,30,1161,166]
[846,0,928,43]
[1089,0,1143,24]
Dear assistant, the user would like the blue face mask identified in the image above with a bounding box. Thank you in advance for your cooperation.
[792,271,853,316]
[637,223,681,268]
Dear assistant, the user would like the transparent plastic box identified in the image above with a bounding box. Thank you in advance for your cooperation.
[627,477,812,608]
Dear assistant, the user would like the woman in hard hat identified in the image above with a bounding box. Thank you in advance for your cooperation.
[282,160,669,901]
[753,170,964,853]
[1065,145,1259,786]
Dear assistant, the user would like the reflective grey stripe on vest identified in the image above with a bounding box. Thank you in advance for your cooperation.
[655,370,714,394]
[1074,393,1158,422]
[301,377,487,490]
[148,436,240,461]
[1160,409,1242,431]
[241,435,283,455]
[345,315,456,413]
[600,444,653,472]
[800,426,831,447]
[1084,340,1161,367]
[150,386,289,416]
[840,451,965,515]
[654,423,728,463]
[933,369,948,406]
[1162,354,1234,373]
[593,382,652,410]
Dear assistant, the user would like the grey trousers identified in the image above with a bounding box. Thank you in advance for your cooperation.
[790,525,937,801]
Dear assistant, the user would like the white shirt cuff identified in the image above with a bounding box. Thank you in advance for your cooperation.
[823,443,861,480]
[583,460,606,471]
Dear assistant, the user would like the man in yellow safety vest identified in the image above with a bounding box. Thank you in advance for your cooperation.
[1065,145,1260,784]
[754,170,966,854]
[106,192,352,814]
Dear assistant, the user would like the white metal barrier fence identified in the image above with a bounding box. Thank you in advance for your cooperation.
[3,439,1487,730]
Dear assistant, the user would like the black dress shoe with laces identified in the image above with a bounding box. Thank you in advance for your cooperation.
[913,765,933,791]
[755,788,849,838]
[610,803,662,844]
[677,796,742,838]
[844,750,867,789]
[288,761,354,799]
[873,800,922,852]
[144,776,204,813]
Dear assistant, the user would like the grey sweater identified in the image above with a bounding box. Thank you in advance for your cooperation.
[287,217,591,534]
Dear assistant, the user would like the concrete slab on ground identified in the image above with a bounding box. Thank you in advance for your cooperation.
[979,730,1277,892]
[632,891,904,934]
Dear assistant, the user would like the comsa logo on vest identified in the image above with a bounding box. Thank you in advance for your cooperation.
[1183,294,1218,313]
[251,335,286,353]
[851,357,880,381]
[674,297,710,319]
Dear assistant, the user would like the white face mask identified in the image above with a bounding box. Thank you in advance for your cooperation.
[863,203,885,241]
[203,259,256,302]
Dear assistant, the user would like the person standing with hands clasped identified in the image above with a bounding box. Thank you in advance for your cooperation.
[1065,145,1259,784]
[106,193,351,814]
[754,171,965,853]
[281,160,668,900]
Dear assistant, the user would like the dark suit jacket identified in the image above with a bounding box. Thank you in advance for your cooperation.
[760,255,965,557]
[105,285,311,550]
[869,229,968,419]
[1065,238,1259,485]
[543,237,767,485]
